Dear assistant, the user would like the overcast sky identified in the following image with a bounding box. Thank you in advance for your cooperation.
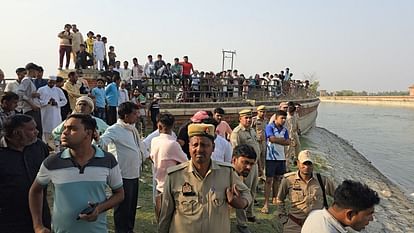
[1,0,413,92]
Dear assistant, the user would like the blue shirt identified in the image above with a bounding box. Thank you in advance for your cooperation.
[91,87,106,108]
[265,122,289,160]
[105,82,119,107]
[36,146,123,233]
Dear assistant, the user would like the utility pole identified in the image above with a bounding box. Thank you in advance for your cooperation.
[222,50,236,71]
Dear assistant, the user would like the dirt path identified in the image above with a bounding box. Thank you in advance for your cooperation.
[302,127,414,233]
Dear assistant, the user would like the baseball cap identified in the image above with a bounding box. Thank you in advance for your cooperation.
[298,150,313,164]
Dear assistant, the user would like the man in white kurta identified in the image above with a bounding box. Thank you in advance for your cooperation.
[93,34,106,70]
[38,76,67,144]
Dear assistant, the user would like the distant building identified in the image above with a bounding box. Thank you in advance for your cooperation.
[409,84,414,96]
[319,90,327,96]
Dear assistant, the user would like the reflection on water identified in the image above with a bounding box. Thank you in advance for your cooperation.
[317,102,414,195]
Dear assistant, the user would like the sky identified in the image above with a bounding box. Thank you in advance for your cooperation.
[1,0,413,92]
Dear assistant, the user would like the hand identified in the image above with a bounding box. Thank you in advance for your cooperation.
[32,93,40,98]
[78,203,100,222]
[34,225,51,233]
[226,184,240,204]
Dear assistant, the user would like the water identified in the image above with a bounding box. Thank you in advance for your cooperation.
[316,102,414,196]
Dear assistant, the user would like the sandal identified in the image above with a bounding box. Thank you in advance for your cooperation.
[260,206,269,214]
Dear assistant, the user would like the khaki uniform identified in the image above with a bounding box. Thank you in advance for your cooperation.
[276,171,335,233]
[230,124,260,227]
[252,116,267,175]
[285,114,301,166]
[158,160,252,233]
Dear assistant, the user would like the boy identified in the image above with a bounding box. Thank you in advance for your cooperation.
[75,44,93,69]
[131,88,147,137]
[108,46,116,67]
[91,78,106,121]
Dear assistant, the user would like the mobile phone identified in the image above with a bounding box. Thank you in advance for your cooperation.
[76,203,97,220]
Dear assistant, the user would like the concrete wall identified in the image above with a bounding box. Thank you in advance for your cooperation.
[320,96,414,108]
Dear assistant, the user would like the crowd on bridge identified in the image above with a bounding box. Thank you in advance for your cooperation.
[0,23,380,233]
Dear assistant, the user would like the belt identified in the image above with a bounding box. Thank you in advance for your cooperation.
[288,214,305,227]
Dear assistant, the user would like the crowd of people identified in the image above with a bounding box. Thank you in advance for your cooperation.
[0,23,378,233]
[0,73,380,232]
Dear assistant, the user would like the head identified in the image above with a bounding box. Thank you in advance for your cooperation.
[256,105,266,118]
[188,123,215,166]
[274,110,287,126]
[79,43,86,52]
[16,67,27,80]
[36,66,44,79]
[87,31,94,38]
[25,63,39,77]
[157,54,162,60]
[47,76,56,87]
[68,71,78,83]
[71,24,78,32]
[61,114,97,148]
[96,78,105,88]
[96,34,101,41]
[279,102,288,112]
[174,57,179,64]
[157,113,175,134]
[120,81,126,89]
[74,96,94,114]
[4,114,38,146]
[109,46,115,52]
[102,37,107,43]
[1,92,19,112]
[115,61,121,68]
[64,24,72,31]
[113,75,121,86]
[213,107,225,123]
[332,180,380,231]
[296,150,314,176]
[287,105,296,115]
[133,57,138,65]
[232,144,257,177]
[118,102,139,124]
[183,56,188,62]
[55,76,64,88]
[123,61,129,68]
[132,88,140,97]
[148,55,153,62]
[190,110,209,123]
[239,109,253,128]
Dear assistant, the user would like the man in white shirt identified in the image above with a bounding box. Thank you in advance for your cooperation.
[302,180,379,233]
[5,67,26,113]
[119,60,133,84]
[98,102,148,233]
[38,76,67,146]
[93,34,106,70]
[144,55,155,78]
[131,57,144,90]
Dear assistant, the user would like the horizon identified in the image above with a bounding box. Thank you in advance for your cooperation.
[1,0,413,92]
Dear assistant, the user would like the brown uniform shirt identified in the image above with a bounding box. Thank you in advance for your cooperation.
[252,116,267,142]
[159,160,252,233]
[230,124,261,161]
[276,171,335,219]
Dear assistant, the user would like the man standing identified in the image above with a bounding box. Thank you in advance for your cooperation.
[262,110,290,214]
[63,71,86,111]
[252,105,268,178]
[29,114,124,233]
[38,76,68,145]
[170,57,182,85]
[231,144,257,233]
[159,123,252,233]
[55,76,72,120]
[230,109,261,231]
[286,104,301,168]
[17,63,42,138]
[57,24,73,70]
[131,57,144,90]
[144,55,155,78]
[119,61,132,84]
[179,56,194,101]
[105,75,121,125]
[98,102,148,233]
[0,92,18,137]
[33,66,47,90]
[71,24,84,64]
[302,180,379,233]
[93,34,106,71]
[214,107,232,140]
[277,150,335,233]
[0,114,51,232]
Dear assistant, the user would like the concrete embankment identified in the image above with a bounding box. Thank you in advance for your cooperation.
[320,96,414,108]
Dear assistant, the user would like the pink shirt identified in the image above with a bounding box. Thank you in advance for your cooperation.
[150,133,188,192]
[216,121,233,139]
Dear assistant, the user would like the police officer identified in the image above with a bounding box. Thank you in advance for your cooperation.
[276,150,336,233]
[230,109,261,232]
[159,123,252,233]
[252,105,268,178]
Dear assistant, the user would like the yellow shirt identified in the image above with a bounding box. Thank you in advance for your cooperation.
[159,160,252,233]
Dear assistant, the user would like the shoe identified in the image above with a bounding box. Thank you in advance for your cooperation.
[58,67,62,70]
[247,216,256,223]
[236,225,252,233]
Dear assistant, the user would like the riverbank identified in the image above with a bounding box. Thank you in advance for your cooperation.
[302,127,414,233]
[320,96,414,108]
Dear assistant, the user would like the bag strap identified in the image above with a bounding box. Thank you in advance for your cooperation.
[316,173,329,209]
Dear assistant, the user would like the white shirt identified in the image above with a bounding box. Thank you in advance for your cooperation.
[119,68,132,82]
[118,88,129,104]
[301,209,348,233]
[143,129,177,152]
[38,85,67,133]
[16,76,40,113]
[99,121,148,179]
[211,135,233,163]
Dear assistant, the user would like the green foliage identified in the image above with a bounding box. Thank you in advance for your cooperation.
[333,90,409,96]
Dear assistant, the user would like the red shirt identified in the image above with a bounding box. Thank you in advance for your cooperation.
[180,62,193,75]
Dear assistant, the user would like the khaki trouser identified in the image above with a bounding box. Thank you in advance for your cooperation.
[283,217,302,233]
[236,164,258,226]
[257,140,266,176]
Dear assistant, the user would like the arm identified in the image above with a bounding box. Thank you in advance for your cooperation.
[276,177,289,217]
[223,141,233,163]
[230,130,240,148]
[325,177,336,197]
[225,122,233,140]
[52,121,65,142]
[227,170,251,209]
[57,89,68,107]
[37,89,50,107]
[268,135,290,145]
[29,181,49,233]
[158,175,175,233]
